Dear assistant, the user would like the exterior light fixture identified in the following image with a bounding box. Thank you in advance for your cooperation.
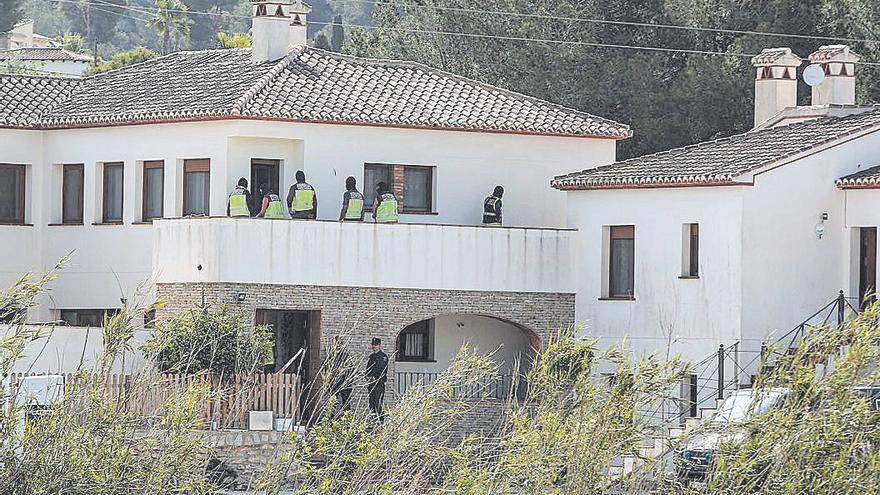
[235,292,247,303]
[816,212,829,239]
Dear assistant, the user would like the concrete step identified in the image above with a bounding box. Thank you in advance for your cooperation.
[685,417,702,431]
[668,426,686,439]
[699,407,716,419]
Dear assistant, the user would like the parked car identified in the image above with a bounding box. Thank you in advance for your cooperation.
[675,387,789,481]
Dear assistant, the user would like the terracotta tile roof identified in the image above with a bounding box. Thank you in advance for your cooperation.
[0,47,93,62]
[751,47,802,65]
[0,46,629,138]
[836,165,880,189]
[552,107,880,190]
[0,74,80,127]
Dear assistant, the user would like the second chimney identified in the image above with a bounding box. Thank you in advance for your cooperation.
[251,0,312,63]
[751,48,803,127]
[808,45,860,106]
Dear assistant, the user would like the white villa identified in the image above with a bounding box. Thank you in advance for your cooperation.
[2,0,877,410]
[0,1,626,383]
[554,45,880,371]
[0,19,92,78]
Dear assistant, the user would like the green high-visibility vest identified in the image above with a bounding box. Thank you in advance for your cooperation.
[291,183,315,212]
[345,192,364,220]
[375,193,399,223]
[265,194,286,219]
[228,189,250,217]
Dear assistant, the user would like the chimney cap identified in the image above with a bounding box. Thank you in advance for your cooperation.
[809,44,861,63]
[751,47,803,67]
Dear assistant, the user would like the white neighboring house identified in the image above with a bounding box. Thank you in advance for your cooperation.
[553,45,880,368]
[0,1,628,377]
[0,19,91,78]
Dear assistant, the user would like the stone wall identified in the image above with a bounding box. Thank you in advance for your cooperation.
[156,282,574,377]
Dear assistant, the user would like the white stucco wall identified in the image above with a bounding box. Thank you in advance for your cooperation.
[153,217,574,293]
[565,186,745,361]
[3,325,151,374]
[739,129,880,349]
[1,120,611,322]
[394,314,532,374]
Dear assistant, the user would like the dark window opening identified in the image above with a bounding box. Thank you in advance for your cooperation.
[609,225,635,299]
[62,164,84,224]
[363,163,392,209]
[0,163,25,224]
[102,162,124,223]
[59,309,120,327]
[403,165,433,212]
[397,320,434,362]
[687,223,699,277]
[183,159,210,216]
[142,161,164,221]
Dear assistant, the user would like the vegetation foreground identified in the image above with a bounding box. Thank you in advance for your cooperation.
[0,266,878,493]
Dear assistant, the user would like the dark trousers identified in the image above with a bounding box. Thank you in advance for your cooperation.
[368,381,385,422]
[335,387,352,412]
[291,210,315,219]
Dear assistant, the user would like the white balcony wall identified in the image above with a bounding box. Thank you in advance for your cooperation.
[153,217,574,294]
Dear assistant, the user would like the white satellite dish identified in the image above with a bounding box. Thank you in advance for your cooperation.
[803,64,826,87]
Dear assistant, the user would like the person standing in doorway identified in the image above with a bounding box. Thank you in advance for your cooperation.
[339,176,365,222]
[256,184,286,219]
[287,170,317,219]
[328,336,354,413]
[227,177,253,217]
[483,185,504,225]
[372,182,399,224]
[365,337,389,422]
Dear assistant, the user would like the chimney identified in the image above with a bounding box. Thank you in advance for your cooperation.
[751,48,803,127]
[808,45,860,106]
[251,0,312,63]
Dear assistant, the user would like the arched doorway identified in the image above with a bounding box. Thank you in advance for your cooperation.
[393,314,539,400]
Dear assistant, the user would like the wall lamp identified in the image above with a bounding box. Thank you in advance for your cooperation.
[234,292,247,303]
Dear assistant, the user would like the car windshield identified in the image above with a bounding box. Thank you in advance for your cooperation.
[711,390,786,424]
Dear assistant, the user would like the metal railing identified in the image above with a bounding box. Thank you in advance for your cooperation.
[395,372,527,401]
[685,291,861,419]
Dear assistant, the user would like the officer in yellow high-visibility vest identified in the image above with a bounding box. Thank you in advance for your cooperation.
[286,170,317,219]
[256,184,287,219]
[227,177,253,217]
[339,176,365,222]
[372,181,399,223]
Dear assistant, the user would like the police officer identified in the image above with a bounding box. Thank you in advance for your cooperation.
[227,177,253,217]
[287,170,317,219]
[372,182,399,224]
[339,176,365,222]
[483,185,504,225]
[256,183,286,219]
[365,337,388,422]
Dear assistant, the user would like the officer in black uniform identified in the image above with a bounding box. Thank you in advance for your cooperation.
[365,337,389,422]
[483,185,504,225]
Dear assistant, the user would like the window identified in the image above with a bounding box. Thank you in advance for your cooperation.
[364,163,392,208]
[183,159,210,216]
[144,309,157,329]
[62,164,84,224]
[608,226,635,298]
[102,162,124,223]
[397,319,434,362]
[682,223,700,278]
[403,166,433,212]
[364,163,435,213]
[0,164,25,224]
[142,161,164,221]
[59,309,119,327]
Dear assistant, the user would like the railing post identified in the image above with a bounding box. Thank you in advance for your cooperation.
[717,344,725,401]
[838,290,845,327]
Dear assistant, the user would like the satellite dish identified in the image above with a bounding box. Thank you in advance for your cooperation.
[804,64,826,87]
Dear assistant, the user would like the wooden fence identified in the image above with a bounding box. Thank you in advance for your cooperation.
[8,372,301,430]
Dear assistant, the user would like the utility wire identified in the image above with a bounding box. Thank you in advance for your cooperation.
[33,0,880,68]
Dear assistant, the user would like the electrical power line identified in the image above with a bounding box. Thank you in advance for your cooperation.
[34,0,880,68]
